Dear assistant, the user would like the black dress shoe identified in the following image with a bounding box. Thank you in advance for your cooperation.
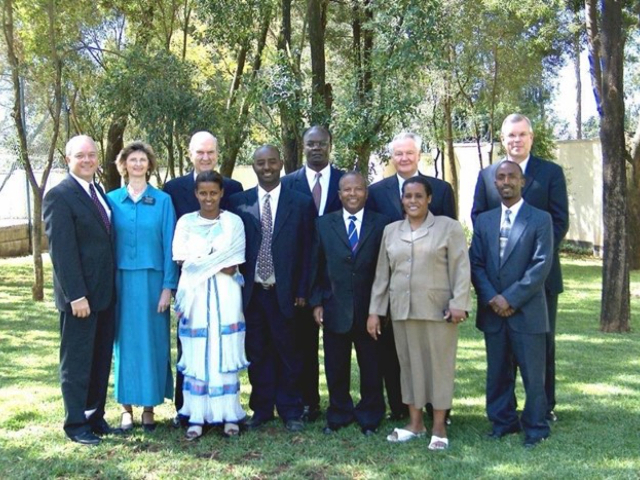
[68,431,101,445]
[524,435,548,448]
[301,406,321,422]
[91,420,124,436]
[486,425,522,439]
[546,411,558,422]
[245,416,274,431]
[322,425,337,435]
[361,427,377,436]
[285,419,305,432]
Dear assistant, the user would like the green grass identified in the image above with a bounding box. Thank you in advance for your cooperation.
[0,256,639,479]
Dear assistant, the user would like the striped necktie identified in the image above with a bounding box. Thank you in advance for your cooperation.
[257,194,274,280]
[89,183,111,233]
[499,209,512,259]
[348,215,358,254]
[312,172,322,212]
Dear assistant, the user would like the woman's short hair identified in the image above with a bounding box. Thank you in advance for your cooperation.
[402,176,433,197]
[116,141,157,179]
[195,170,224,190]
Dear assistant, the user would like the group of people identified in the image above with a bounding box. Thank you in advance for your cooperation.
[43,112,568,451]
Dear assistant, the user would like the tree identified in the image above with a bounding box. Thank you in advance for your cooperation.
[585,0,630,332]
[2,0,73,300]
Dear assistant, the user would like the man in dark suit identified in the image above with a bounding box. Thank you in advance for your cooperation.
[229,145,316,432]
[310,172,390,436]
[366,131,456,421]
[43,135,121,445]
[471,114,569,422]
[470,161,553,448]
[164,131,243,219]
[280,126,345,422]
[163,131,243,424]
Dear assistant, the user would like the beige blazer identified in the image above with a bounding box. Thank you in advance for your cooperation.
[369,213,471,321]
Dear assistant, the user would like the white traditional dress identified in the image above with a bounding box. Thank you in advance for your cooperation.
[172,210,248,425]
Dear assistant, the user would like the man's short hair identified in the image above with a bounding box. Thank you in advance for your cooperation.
[388,132,422,155]
[501,114,533,135]
[65,135,96,157]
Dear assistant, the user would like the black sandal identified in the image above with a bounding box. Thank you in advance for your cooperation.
[142,410,156,433]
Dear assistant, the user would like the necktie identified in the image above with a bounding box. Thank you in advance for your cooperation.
[499,209,512,259]
[348,215,358,254]
[89,183,111,233]
[257,193,274,280]
[312,172,322,212]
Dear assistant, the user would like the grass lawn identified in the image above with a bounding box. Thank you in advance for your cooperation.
[0,255,639,479]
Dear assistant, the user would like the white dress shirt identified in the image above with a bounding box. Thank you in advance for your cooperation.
[396,171,420,198]
[342,208,364,238]
[305,164,331,215]
[501,198,524,227]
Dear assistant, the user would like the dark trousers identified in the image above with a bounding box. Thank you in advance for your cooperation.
[380,319,407,416]
[294,305,320,409]
[485,325,549,440]
[323,326,384,430]
[245,287,303,422]
[545,293,558,412]
[59,305,115,437]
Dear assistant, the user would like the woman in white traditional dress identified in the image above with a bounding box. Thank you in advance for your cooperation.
[172,170,248,440]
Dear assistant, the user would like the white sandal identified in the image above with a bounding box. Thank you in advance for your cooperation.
[428,435,449,450]
[386,428,426,443]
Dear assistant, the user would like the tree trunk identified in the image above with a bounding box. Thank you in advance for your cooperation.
[279,0,303,174]
[628,115,640,270]
[443,96,459,207]
[31,193,45,300]
[103,116,127,192]
[574,30,582,139]
[586,0,630,332]
[308,0,331,126]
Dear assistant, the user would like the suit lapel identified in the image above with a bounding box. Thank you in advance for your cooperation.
[325,166,340,212]
[330,212,351,251]
[67,176,109,234]
[242,188,262,237]
[521,156,539,198]
[273,188,293,242]
[357,210,376,252]
[385,176,404,218]
[487,209,501,269]
[501,203,530,266]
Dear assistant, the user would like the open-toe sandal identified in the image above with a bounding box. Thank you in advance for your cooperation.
[223,422,240,438]
[185,425,203,441]
[428,435,449,450]
[120,411,134,432]
[386,428,426,443]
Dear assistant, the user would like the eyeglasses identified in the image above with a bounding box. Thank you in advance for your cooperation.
[305,141,329,148]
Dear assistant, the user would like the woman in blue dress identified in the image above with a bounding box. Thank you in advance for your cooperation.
[107,141,178,432]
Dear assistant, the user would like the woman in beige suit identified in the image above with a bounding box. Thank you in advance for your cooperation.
[368,176,471,450]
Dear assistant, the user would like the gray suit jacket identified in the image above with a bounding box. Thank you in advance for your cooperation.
[470,202,553,334]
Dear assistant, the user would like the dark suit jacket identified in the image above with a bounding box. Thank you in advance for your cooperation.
[366,172,457,221]
[43,175,115,313]
[229,187,316,319]
[164,172,243,219]
[280,165,344,215]
[471,156,568,294]
[470,202,553,335]
[310,209,391,334]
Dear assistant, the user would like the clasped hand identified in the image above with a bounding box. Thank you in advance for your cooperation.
[489,294,514,317]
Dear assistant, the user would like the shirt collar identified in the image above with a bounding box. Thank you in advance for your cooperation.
[69,172,93,194]
[502,198,524,218]
[305,163,331,183]
[343,208,364,223]
[258,183,281,203]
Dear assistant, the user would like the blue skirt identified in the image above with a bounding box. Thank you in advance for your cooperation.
[113,269,173,406]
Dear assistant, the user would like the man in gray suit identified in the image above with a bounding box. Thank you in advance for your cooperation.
[470,161,553,448]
